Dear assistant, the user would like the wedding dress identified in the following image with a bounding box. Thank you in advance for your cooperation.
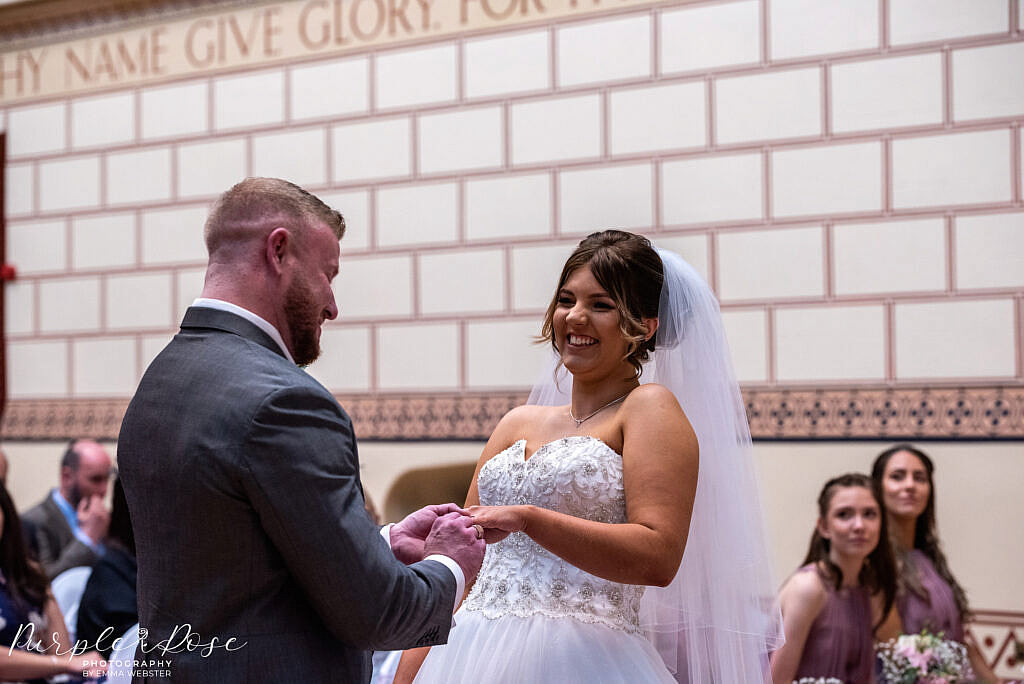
[413,435,676,684]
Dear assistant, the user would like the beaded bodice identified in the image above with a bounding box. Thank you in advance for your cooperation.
[462,436,644,633]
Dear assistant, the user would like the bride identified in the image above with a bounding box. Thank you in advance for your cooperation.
[397,230,781,683]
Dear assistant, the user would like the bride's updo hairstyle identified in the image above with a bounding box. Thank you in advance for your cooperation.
[540,230,664,377]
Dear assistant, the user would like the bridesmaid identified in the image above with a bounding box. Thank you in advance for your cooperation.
[871,445,998,682]
[771,473,896,684]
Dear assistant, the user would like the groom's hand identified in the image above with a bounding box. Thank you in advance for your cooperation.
[423,512,486,584]
[390,503,466,564]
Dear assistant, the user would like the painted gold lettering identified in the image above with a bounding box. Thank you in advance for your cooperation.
[412,0,434,30]
[93,42,117,81]
[299,0,330,49]
[185,19,216,68]
[225,14,258,58]
[350,0,386,41]
[387,0,412,35]
[150,27,167,74]
[263,8,282,56]
[65,46,92,85]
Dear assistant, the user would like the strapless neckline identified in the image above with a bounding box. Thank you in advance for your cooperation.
[501,435,622,462]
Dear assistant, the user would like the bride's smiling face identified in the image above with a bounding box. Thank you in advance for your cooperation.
[553,265,632,378]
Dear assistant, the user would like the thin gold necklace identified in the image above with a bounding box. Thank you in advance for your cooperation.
[569,390,632,428]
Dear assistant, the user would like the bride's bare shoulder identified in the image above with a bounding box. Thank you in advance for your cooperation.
[495,404,560,435]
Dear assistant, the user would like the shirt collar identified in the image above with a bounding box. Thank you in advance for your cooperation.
[191,298,295,364]
[50,489,79,532]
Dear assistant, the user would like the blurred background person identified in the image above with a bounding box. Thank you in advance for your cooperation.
[76,479,136,659]
[872,445,998,682]
[771,473,896,684]
[0,483,106,682]
[21,439,111,579]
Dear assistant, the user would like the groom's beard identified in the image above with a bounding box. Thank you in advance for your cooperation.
[284,276,322,367]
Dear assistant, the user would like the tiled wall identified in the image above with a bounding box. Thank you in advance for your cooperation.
[2,0,1023,424]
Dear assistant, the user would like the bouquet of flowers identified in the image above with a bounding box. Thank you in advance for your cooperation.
[876,631,973,684]
[793,678,842,684]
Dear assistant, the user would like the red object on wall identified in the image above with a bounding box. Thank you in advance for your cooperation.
[1,132,7,426]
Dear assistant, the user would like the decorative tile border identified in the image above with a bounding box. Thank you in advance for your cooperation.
[968,610,1024,679]
[3,386,1022,441]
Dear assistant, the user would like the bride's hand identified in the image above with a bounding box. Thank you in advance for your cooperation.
[467,505,528,544]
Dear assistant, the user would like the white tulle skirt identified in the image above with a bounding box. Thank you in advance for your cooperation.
[414,609,677,684]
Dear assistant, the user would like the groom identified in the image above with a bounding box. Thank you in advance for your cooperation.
[118,178,485,683]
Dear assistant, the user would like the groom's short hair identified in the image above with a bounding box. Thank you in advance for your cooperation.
[204,177,346,255]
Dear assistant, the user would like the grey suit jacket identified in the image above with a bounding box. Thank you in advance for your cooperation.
[21,494,99,580]
[118,307,456,683]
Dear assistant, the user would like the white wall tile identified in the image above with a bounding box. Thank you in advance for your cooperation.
[660,0,761,74]
[465,30,550,99]
[560,164,652,234]
[334,255,412,319]
[889,0,1008,46]
[376,43,456,109]
[141,206,208,265]
[419,106,503,174]
[175,268,206,317]
[5,281,34,335]
[213,70,284,130]
[73,337,138,396]
[141,81,208,139]
[773,141,882,217]
[6,162,34,216]
[715,67,821,144]
[9,340,68,398]
[661,152,763,225]
[8,219,65,274]
[776,305,886,381]
[652,233,710,283]
[71,92,134,149]
[892,129,1012,209]
[106,272,173,330]
[466,173,552,241]
[721,308,768,382]
[72,212,136,270]
[39,156,100,212]
[467,319,549,388]
[895,299,1015,378]
[955,212,1024,289]
[107,147,172,205]
[252,128,326,187]
[305,326,371,392]
[419,249,505,315]
[39,277,100,333]
[177,137,247,199]
[316,189,370,252]
[511,241,577,311]
[376,182,457,247]
[290,56,369,120]
[8,102,65,157]
[832,53,943,133]
[332,117,410,182]
[558,15,651,87]
[770,0,878,59]
[609,82,706,155]
[511,94,601,165]
[952,43,1024,121]
[718,226,823,300]
[833,218,946,295]
[377,323,459,390]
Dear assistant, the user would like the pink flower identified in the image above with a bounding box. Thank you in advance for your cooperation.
[905,646,934,670]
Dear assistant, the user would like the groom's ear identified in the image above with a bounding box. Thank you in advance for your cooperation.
[266,227,291,275]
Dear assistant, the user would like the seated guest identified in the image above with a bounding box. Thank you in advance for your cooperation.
[0,484,105,681]
[77,479,137,658]
[22,439,111,579]
[771,473,896,684]
[872,445,998,682]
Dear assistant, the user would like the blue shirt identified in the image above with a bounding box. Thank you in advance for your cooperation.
[50,489,104,555]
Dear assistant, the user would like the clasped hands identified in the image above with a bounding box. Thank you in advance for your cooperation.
[389,504,528,580]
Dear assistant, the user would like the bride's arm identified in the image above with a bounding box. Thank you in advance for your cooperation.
[393,408,532,684]
[470,384,698,587]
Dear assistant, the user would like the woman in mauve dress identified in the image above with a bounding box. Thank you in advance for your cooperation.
[771,473,897,684]
[871,444,999,683]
